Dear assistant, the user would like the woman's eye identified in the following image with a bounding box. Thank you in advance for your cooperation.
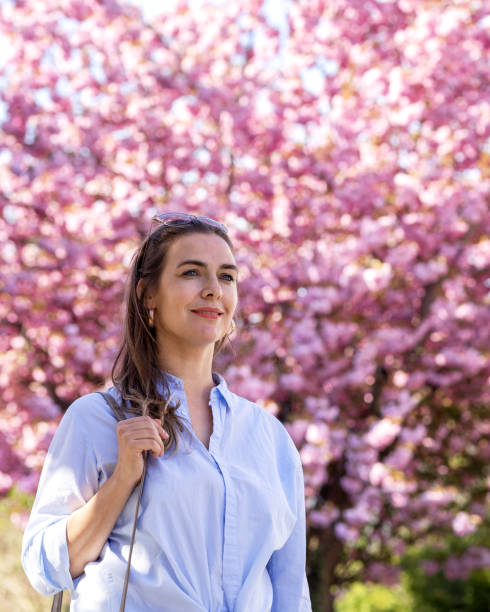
[182,270,235,282]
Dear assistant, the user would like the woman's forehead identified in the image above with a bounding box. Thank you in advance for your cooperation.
[166,232,236,264]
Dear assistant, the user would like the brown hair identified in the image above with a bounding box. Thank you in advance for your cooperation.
[111,219,235,454]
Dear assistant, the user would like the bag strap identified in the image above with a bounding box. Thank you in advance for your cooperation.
[97,391,148,612]
[51,391,148,612]
[98,390,127,422]
[50,591,62,612]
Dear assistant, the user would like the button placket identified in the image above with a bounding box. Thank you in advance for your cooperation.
[208,392,224,455]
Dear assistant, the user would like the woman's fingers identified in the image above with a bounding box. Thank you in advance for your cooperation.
[114,416,171,485]
[117,416,169,458]
[122,434,162,458]
[117,416,168,440]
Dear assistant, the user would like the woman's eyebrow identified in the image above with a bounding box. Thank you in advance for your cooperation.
[176,259,238,272]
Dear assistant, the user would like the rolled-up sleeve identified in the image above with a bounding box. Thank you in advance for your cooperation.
[21,396,102,596]
[267,452,312,612]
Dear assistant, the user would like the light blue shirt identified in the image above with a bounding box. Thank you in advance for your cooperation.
[22,372,311,611]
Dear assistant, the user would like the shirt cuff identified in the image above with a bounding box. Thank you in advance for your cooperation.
[24,517,75,596]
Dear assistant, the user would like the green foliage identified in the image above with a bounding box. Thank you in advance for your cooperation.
[334,582,412,612]
[402,564,490,612]
[401,540,490,612]
[334,527,490,612]
[333,568,490,612]
[0,492,71,611]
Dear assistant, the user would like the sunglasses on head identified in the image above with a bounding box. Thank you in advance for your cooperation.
[150,212,228,234]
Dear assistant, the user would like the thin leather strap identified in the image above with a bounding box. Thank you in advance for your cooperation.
[50,591,62,612]
[120,449,148,611]
[98,390,127,422]
[97,392,148,612]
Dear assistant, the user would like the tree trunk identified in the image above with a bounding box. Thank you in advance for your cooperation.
[308,528,343,612]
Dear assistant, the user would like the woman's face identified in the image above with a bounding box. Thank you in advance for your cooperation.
[147,232,238,351]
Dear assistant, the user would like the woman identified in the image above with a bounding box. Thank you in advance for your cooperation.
[22,212,312,611]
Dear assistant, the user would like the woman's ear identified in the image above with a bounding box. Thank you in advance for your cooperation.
[137,279,155,309]
[136,279,144,301]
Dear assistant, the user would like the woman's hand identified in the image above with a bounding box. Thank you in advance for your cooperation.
[114,416,169,486]
[67,416,168,578]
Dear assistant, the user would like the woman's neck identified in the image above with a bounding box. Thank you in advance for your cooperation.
[159,348,216,396]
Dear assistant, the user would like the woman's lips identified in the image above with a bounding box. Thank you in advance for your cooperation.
[192,311,221,319]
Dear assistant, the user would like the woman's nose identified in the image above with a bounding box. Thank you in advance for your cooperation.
[201,277,222,298]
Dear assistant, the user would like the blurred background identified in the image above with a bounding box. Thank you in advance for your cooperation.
[0,0,489,610]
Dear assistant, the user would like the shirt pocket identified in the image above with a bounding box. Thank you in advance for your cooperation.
[228,463,296,549]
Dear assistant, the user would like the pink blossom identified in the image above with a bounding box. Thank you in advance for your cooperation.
[364,562,401,586]
[391,492,409,508]
[16,472,41,495]
[419,487,458,506]
[0,472,13,496]
[0,431,18,471]
[340,476,363,495]
[10,511,30,530]
[444,556,466,580]
[362,263,393,291]
[462,547,490,573]
[365,419,401,449]
[334,522,359,543]
[309,504,340,528]
[369,462,389,487]
[285,419,309,446]
[400,424,426,444]
[344,503,372,527]
[300,444,330,467]
[413,259,448,284]
[381,390,417,419]
[279,373,305,393]
[421,560,440,576]
[305,422,329,445]
[385,446,413,470]
[452,512,481,536]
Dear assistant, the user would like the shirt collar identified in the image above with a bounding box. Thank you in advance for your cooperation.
[163,371,233,412]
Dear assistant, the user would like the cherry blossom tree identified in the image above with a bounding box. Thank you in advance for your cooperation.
[1,0,488,609]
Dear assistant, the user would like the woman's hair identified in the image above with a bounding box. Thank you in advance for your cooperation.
[111,219,235,454]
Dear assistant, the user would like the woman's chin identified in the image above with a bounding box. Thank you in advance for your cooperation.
[185,330,223,347]
[157,326,222,350]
